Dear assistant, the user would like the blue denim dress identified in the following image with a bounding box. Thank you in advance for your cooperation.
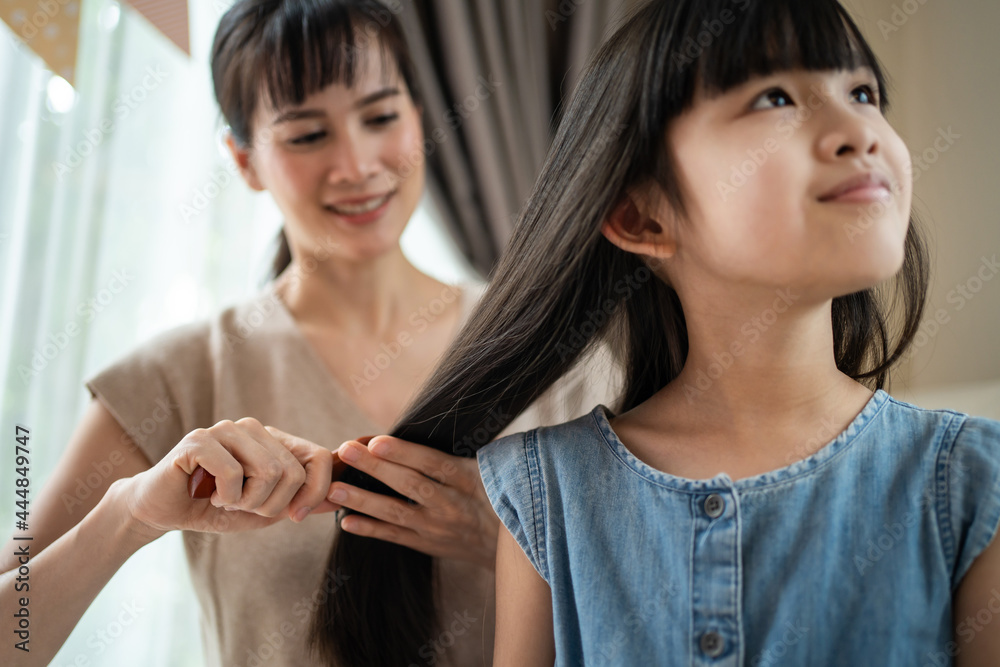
[477,390,1000,666]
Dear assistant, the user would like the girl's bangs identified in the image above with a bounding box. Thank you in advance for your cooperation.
[682,0,888,109]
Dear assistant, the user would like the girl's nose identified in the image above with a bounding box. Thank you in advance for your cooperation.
[816,107,880,161]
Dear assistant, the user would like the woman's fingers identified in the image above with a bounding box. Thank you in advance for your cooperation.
[366,435,479,494]
[328,481,427,529]
[330,436,499,566]
[171,428,248,506]
[209,418,299,515]
[264,425,337,521]
[336,440,454,509]
[338,514,423,551]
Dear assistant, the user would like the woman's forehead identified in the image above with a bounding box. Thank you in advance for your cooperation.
[257,42,403,116]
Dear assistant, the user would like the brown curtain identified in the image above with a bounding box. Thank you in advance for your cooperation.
[396,0,641,277]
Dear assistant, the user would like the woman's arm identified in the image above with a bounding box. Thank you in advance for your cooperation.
[955,531,1000,666]
[493,524,555,667]
[1,400,335,666]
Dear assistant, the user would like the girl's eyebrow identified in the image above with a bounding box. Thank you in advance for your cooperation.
[271,87,400,126]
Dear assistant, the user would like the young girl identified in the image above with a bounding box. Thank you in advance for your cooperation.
[374,0,1000,664]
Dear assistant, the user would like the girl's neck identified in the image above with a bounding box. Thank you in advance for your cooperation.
[274,245,440,337]
[673,296,854,417]
[612,297,875,480]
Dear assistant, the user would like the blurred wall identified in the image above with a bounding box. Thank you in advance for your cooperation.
[844,0,1000,412]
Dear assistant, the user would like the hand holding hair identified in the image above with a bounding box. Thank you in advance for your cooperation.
[188,432,352,500]
[126,418,339,539]
[326,435,501,569]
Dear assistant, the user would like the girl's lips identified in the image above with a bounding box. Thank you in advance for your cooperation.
[818,172,892,204]
[821,184,892,204]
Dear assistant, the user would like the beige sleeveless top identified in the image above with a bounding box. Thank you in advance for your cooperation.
[86,282,621,667]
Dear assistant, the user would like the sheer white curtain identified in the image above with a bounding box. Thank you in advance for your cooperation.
[0,1,474,664]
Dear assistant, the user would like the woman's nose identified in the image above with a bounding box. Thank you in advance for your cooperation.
[328,136,378,184]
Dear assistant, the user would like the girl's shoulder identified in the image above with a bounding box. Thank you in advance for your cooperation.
[878,392,1000,455]
[478,406,611,489]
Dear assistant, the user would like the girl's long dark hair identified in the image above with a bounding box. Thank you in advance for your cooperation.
[311,0,930,665]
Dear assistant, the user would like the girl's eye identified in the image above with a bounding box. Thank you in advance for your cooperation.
[289,131,327,145]
[366,113,399,127]
[751,88,794,111]
[851,84,879,106]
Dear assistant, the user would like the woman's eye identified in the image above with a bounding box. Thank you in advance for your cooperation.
[289,131,326,145]
[851,84,879,106]
[751,88,794,110]
[366,113,399,127]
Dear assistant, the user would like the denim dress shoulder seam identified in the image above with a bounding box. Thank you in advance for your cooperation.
[931,410,967,577]
[523,427,550,582]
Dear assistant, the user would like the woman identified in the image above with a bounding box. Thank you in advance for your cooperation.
[0,1,618,665]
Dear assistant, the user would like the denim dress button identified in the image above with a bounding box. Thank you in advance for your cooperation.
[700,630,725,657]
[704,493,725,518]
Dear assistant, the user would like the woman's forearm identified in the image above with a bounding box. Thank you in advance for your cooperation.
[0,479,162,667]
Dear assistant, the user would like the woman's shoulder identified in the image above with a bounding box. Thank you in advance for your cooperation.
[86,288,289,391]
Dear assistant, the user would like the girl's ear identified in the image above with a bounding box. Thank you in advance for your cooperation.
[224,131,265,192]
[600,186,677,260]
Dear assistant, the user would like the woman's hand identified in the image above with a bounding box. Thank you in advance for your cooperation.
[328,436,501,570]
[122,418,338,539]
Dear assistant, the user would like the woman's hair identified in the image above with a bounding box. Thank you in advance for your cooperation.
[314,0,930,665]
[210,0,422,282]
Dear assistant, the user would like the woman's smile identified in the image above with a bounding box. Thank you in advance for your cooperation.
[325,189,398,225]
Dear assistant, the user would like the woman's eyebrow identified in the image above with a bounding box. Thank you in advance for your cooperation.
[354,86,400,108]
[271,87,401,125]
[272,108,325,125]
